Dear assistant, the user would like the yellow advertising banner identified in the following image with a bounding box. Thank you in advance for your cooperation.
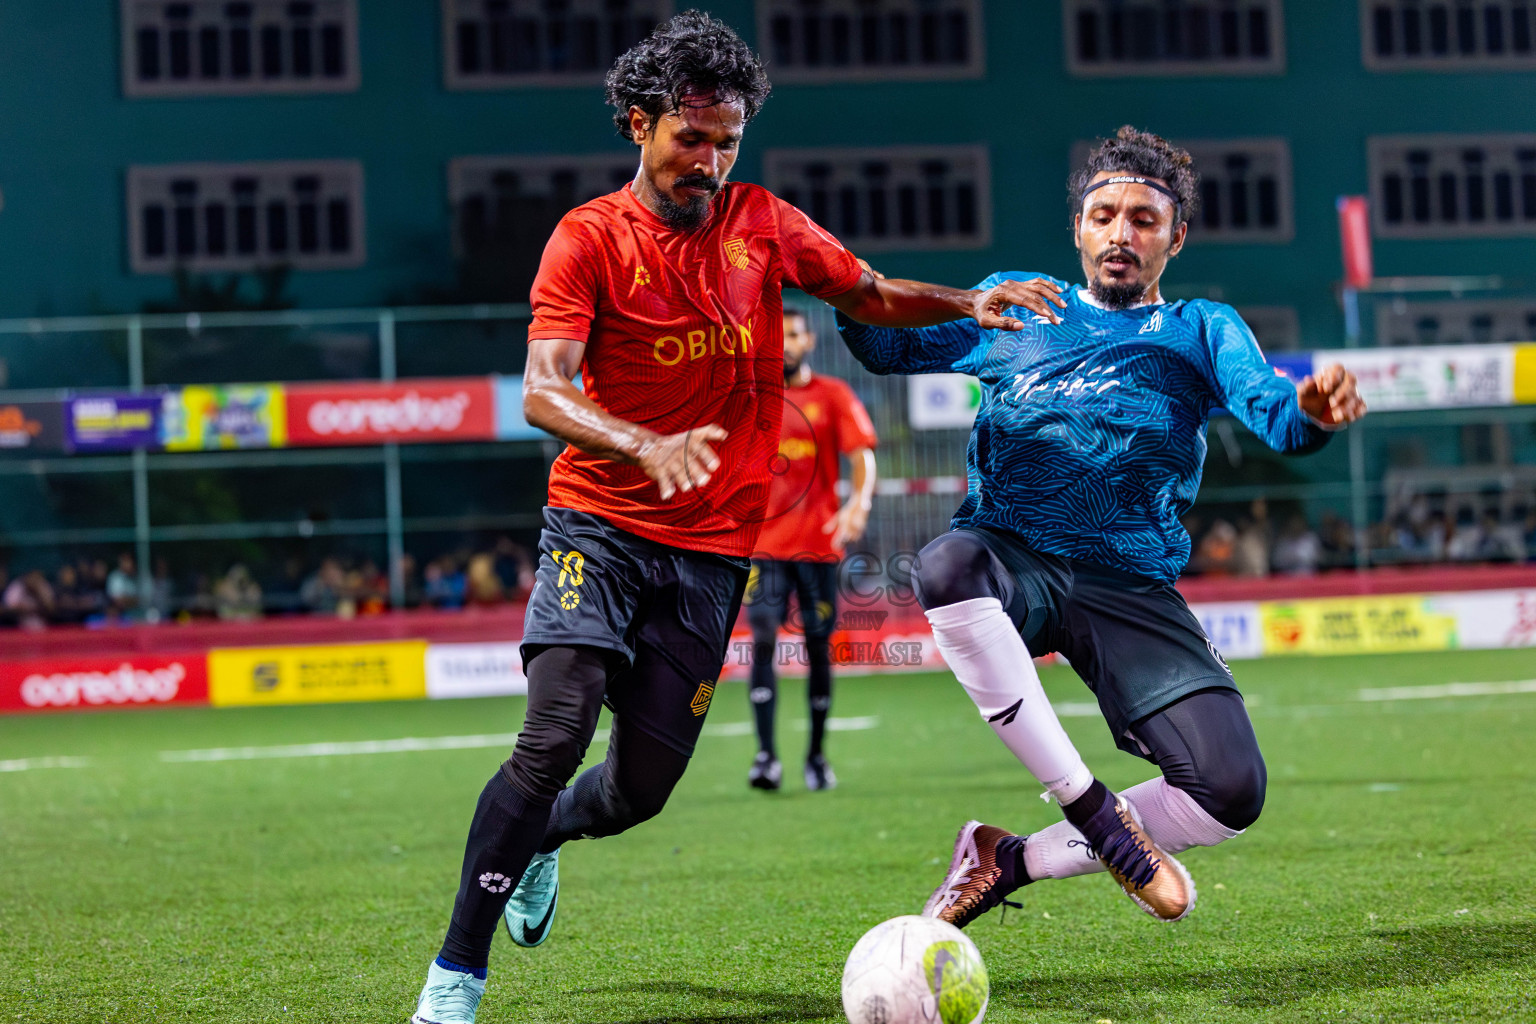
[1260,595,1458,656]
[163,384,288,451]
[209,641,427,707]
[1514,343,1536,405]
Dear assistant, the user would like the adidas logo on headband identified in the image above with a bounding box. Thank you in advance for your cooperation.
[1081,175,1183,212]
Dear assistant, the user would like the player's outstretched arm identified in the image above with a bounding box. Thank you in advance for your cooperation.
[829,269,1065,376]
[523,337,724,500]
[828,270,1066,330]
[1205,306,1366,454]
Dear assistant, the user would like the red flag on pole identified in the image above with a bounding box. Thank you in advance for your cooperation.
[1336,195,1373,289]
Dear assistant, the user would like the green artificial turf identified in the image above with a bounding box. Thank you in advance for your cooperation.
[1,649,1533,1023]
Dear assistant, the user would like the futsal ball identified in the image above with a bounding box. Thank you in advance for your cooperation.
[841,914,989,1024]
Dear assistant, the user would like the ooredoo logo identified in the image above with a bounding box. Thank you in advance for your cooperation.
[306,391,472,436]
[20,662,186,708]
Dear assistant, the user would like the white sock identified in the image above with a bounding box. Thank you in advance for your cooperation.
[925,597,1093,803]
[1022,777,1243,880]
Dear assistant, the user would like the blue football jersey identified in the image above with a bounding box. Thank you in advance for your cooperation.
[837,272,1331,583]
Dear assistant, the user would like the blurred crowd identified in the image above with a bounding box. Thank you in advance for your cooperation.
[0,537,537,630]
[5,496,1535,628]
[1185,494,1536,577]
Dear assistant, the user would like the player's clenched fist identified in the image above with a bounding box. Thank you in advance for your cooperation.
[973,277,1068,330]
[637,424,727,500]
[1296,363,1367,427]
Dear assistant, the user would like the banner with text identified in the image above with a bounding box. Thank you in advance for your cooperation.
[0,653,209,712]
[208,641,427,707]
[287,378,496,446]
[163,384,288,451]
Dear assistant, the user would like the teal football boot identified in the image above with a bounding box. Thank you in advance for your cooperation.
[410,959,485,1024]
[502,849,560,947]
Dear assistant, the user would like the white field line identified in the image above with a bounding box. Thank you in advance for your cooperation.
[162,731,539,763]
[159,716,885,764]
[703,715,880,737]
[0,756,91,773]
[1357,679,1536,702]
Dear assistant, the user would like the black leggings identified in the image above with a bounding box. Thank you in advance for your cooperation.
[1127,688,1266,831]
[505,645,692,851]
[912,531,1265,832]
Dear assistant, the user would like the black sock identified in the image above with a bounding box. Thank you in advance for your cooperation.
[749,641,777,757]
[1060,779,1120,851]
[438,769,553,969]
[996,834,1034,889]
[806,635,831,758]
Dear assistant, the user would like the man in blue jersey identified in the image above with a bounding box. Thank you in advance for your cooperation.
[837,127,1365,927]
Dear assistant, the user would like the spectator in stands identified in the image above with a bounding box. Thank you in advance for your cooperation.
[1271,513,1322,575]
[1319,511,1355,568]
[214,564,263,621]
[4,570,56,630]
[146,557,175,622]
[1478,510,1525,563]
[1233,500,1271,577]
[1191,519,1237,575]
[53,563,93,625]
[492,536,536,595]
[301,556,347,615]
[1446,507,1484,561]
[424,556,467,610]
[351,560,389,616]
[105,552,139,618]
[394,553,424,609]
[465,552,504,606]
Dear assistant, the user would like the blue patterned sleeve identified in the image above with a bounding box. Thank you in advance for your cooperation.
[1199,302,1332,455]
[832,274,995,375]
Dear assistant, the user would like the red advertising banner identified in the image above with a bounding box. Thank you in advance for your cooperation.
[285,378,496,446]
[1336,195,1373,289]
[0,653,209,713]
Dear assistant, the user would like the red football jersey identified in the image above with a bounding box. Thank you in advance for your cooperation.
[527,183,863,557]
[753,373,879,562]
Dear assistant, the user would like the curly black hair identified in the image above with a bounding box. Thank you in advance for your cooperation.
[1068,126,1201,228]
[605,10,771,141]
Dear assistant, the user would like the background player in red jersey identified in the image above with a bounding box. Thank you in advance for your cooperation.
[411,12,1073,1023]
[745,308,878,793]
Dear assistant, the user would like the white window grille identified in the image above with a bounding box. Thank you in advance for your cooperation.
[1070,137,1293,243]
[1369,133,1536,238]
[443,0,673,88]
[1362,1,1536,70]
[1064,0,1286,76]
[448,153,636,258]
[122,0,359,97]
[127,161,365,273]
[1375,297,1536,346]
[761,146,991,252]
[756,0,984,83]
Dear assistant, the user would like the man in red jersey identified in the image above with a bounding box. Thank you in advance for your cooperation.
[744,308,877,793]
[412,13,1070,1022]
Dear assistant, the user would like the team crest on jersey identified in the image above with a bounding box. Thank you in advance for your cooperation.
[1138,309,1164,334]
[690,680,715,716]
[634,265,651,287]
[723,237,750,270]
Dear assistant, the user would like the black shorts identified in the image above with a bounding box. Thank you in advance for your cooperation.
[745,559,840,639]
[521,506,750,756]
[960,526,1237,753]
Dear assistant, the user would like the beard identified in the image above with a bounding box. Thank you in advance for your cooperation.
[783,354,803,379]
[655,175,720,231]
[1087,276,1149,309]
[1087,245,1149,309]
